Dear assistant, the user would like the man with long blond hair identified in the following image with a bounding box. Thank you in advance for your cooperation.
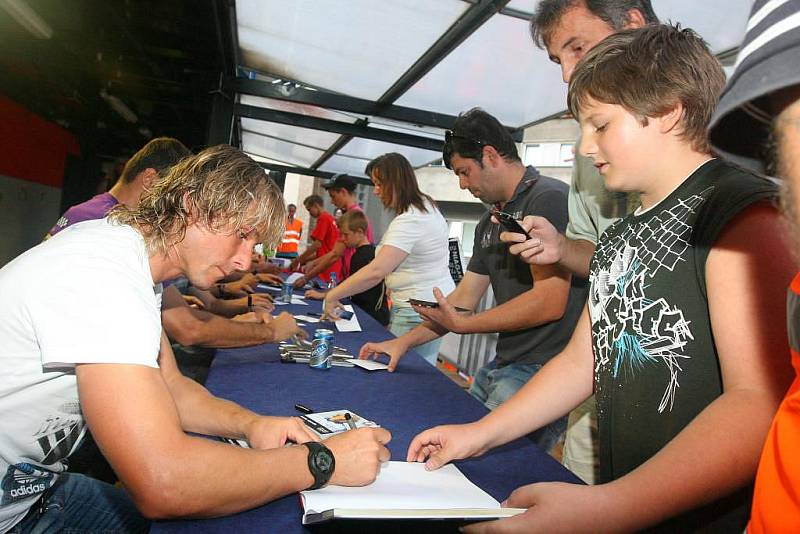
[0,145,391,532]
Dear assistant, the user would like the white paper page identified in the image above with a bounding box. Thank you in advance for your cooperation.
[294,315,320,323]
[347,359,389,371]
[335,305,361,332]
[256,283,280,292]
[302,462,499,512]
[285,272,305,284]
[276,296,308,306]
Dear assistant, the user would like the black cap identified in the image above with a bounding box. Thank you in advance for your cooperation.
[708,0,800,170]
[322,174,357,192]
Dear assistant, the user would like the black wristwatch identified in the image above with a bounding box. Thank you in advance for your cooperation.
[305,442,335,490]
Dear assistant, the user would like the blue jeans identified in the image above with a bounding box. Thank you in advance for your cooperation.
[389,306,442,367]
[11,473,149,533]
[470,359,567,453]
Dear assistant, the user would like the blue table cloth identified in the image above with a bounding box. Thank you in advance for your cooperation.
[152,292,580,533]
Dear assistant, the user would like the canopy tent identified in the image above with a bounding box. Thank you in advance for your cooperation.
[223,0,754,179]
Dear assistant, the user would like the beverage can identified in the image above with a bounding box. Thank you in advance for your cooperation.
[281,282,294,303]
[309,329,334,370]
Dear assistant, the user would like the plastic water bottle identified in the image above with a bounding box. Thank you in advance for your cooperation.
[327,272,338,290]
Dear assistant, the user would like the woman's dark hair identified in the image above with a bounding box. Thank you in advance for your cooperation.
[365,153,435,215]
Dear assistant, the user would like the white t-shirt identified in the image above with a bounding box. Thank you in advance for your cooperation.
[0,219,162,531]
[377,200,455,307]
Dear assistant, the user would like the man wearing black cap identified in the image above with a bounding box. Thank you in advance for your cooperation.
[294,174,374,288]
[708,1,800,531]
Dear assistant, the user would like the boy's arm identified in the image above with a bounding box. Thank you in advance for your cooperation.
[407,304,595,467]
[471,202,795,532]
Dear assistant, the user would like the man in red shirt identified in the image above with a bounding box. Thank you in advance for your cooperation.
[290,195,341,283]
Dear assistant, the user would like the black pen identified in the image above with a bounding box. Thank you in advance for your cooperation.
[295,403,313,414]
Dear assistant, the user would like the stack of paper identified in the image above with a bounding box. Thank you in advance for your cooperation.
[300,461,525,525]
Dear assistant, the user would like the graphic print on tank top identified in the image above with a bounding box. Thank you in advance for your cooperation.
[589,187,714,413]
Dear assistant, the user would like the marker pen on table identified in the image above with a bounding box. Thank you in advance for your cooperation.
[294,404,313,414]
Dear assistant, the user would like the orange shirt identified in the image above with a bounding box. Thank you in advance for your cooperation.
[749,272,800,533]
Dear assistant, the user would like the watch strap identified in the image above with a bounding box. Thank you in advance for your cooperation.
[305,442,335,490]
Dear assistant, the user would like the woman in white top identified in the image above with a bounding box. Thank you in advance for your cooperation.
[323,153,455,366]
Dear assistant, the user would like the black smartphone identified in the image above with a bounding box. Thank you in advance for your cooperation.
[408,299,470,313]
[493,210,532,239]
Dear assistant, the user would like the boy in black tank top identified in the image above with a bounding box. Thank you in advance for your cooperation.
[306,210,389,326]
[405,24,794,533]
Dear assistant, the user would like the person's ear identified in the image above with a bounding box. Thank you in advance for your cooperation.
[182,191,197,223]
[624,8,647,29]
[658,102,684,135]
[140,168,159,189]
[483,145,502,167]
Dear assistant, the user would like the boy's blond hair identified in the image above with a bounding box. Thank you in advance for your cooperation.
[338,210,368,234]
[568,24,725,153]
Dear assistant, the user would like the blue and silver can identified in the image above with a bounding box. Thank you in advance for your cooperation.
[309,329,334,369]
[280,282,294,303]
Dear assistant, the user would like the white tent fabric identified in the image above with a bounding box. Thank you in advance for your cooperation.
[234,0,754,176]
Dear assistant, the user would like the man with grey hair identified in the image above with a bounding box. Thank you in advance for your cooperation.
[708,1,800,530]
[0,145,391,532]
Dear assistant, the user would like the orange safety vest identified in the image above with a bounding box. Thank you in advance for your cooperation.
[277,217,303,254]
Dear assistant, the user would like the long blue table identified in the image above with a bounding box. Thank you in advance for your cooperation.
[152,293,580,533]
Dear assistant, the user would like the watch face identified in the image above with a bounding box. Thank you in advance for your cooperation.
[314,450,334,472]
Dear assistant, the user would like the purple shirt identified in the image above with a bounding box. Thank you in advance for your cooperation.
[47,193,119,238]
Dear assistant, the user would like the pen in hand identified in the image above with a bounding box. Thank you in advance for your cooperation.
[344,412,357,431]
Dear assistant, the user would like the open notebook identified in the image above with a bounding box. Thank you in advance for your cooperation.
[300,461,525,525]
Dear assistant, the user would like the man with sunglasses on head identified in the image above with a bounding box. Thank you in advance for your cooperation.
[360,107,587,453]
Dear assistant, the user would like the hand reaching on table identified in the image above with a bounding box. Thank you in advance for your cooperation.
[321,297,344,321]
[461,482,606,533]
[304,289,325,301]
[270,312,306,343]
[222,276,257,297]
[406,422,491,470]
[292,275,308,289]
[255,272,282,286]
[244,415,319,449]
[359,337,409,372]
[326,428,392,486]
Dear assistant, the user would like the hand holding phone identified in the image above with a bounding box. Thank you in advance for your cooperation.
[408,298,470,313]
[492,209,532,239]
